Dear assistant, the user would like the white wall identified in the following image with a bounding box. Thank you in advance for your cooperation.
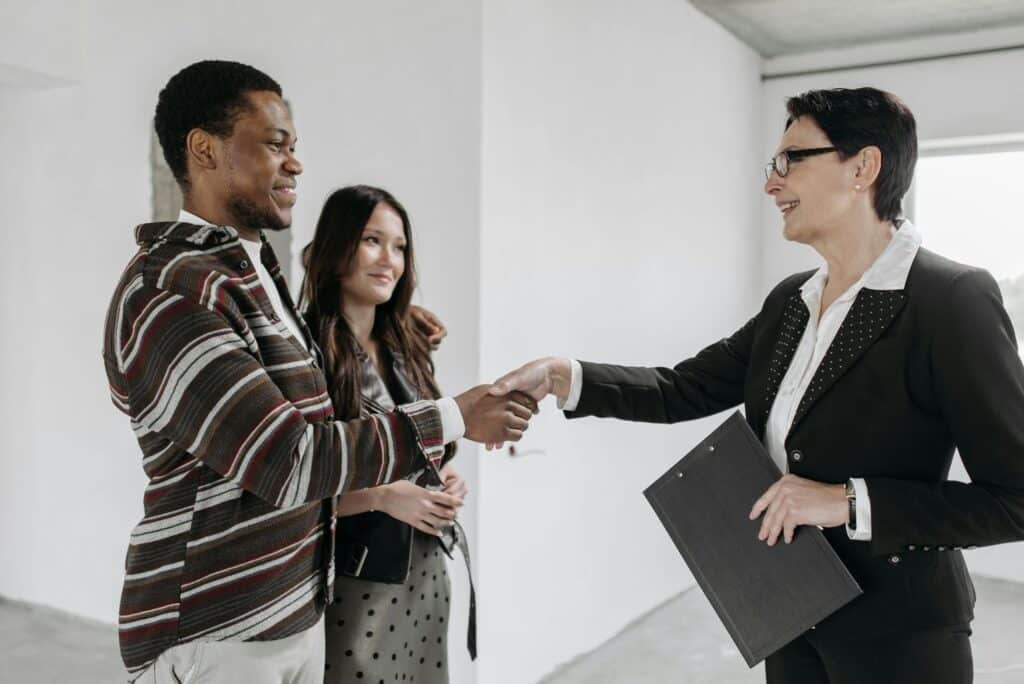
[0,2,83,83]
[758,49,1024,583]
[478,1,762,681]
[0,2,482,681]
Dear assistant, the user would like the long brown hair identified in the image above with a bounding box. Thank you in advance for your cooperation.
[299,185,440,419]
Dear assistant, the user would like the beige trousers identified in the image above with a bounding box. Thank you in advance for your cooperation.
[138,616,325,684]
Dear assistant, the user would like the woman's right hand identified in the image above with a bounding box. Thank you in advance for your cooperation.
[380,480,461,536]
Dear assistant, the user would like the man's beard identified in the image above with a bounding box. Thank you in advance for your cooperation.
[225,194,290,233]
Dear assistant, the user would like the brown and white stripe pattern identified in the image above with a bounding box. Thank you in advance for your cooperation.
[103,222,445,679]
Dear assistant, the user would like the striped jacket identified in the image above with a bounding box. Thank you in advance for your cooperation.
[102,221,444,679]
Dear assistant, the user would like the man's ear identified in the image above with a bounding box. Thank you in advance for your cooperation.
[185,128,220,175]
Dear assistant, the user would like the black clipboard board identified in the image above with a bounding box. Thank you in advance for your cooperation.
[644,411,862,667]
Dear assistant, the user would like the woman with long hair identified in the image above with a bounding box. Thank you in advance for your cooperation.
[301,185,469,684]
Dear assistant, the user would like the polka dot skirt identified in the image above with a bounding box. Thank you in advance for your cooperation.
[324,532,451,684]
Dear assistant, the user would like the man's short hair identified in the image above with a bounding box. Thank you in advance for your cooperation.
[154,60,282,190]
[785,88,917,223]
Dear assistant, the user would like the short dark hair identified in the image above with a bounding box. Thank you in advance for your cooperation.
[785,88,917,223]
[154,60,282,189]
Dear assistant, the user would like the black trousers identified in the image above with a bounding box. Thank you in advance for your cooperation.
[765,624,973,684]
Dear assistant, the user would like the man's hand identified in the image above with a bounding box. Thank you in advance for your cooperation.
[409,305,447,351]
[440,464,468,504]
[489,357,572,403]
[748,474,849,545]
[381,480,461,537]
[455,384,537,446]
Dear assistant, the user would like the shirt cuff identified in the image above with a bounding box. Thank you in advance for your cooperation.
[437,396,466,444]
[557,358,583,412]
[846,477,872,541]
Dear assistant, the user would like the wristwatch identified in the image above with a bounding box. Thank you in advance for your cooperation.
[845,479,857,530]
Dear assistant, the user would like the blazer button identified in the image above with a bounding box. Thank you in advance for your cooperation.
[240,259,250,270]
[888,554,901,565]
[790,450,804,463]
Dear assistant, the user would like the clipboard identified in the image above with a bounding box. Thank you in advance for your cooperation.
[644,411,862,667]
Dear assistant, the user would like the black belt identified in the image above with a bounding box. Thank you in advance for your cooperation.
[437,519,476,660]
[426,459,476,660]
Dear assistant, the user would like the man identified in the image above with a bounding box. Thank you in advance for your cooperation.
[103,60,534,682]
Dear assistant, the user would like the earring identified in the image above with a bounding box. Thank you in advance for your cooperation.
[855,184,862,191]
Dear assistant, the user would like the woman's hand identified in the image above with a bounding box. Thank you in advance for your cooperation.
[439,464,468,504]
[409,305,448,350]
[380,480,461,536]
[748,474,848,545]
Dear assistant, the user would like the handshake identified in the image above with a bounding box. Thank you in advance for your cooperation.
[452,356,573,449]
[413,309,571,449]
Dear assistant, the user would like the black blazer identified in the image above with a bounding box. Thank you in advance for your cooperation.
[568,248,1024,639]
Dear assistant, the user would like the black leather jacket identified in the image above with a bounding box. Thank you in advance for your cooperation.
[335,344,456,584]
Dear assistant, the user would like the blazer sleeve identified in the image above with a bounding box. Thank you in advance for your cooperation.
[866,269,1024,555]
[106,285,443,509]
[565,315,757,423]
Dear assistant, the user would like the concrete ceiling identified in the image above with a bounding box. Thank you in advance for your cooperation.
[688,0,1024,58]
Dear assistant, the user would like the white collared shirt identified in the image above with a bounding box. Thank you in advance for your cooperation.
[562,221,923,542]
[765,220,921,541]
[175,209,466,444]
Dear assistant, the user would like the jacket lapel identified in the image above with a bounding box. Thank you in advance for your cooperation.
[358,351,395,416]
[758,293,810,438]
[359,348,444,470]
[789,288,906,431]
[388,351,420,404]
[358,347,420,414]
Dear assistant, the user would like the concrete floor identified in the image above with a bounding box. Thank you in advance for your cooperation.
[542,574,1024,684]
[0,596,123,683]
[3,576,1024,683]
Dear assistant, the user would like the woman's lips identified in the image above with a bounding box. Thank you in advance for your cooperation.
[778,200,799,216]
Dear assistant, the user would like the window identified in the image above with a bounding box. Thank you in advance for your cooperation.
[913,147,1024,347]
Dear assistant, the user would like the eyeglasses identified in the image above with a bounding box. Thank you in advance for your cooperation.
[764,147,837,180]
